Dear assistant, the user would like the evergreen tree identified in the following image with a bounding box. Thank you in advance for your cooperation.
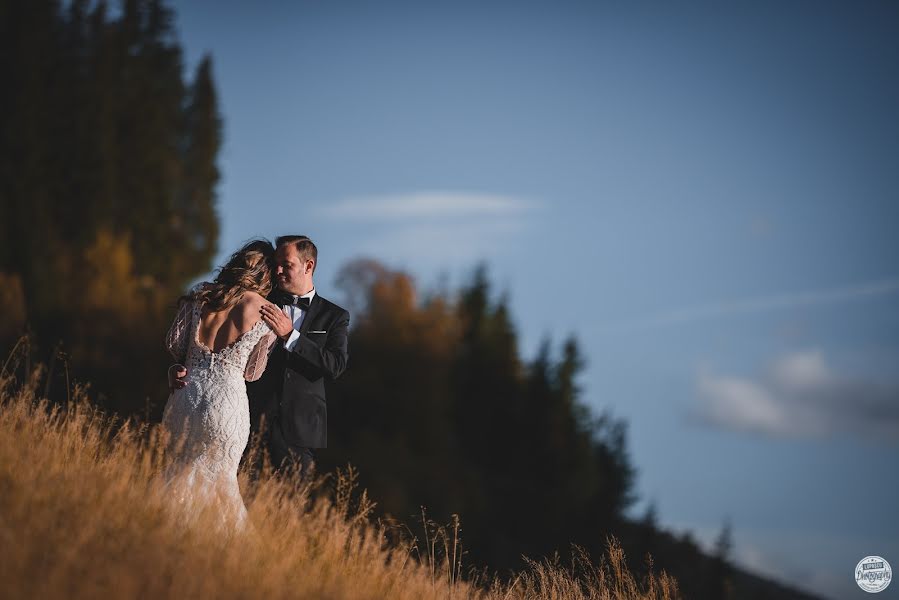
[0,0,222,413]
[175,55,221,285]
[707,518,735,600]
[324,261,637,574]
[325,259,464,521]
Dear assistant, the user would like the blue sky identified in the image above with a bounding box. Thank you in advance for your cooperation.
[172,2,899,597]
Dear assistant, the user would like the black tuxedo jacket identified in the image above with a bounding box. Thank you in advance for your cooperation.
[247,293,349,450]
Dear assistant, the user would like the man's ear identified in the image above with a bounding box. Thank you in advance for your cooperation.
[305,259,315,275]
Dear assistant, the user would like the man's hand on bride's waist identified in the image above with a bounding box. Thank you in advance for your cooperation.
[168,364,187,393]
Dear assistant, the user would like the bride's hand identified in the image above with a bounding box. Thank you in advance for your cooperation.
[260,302,294,339]
[168,364,187,393]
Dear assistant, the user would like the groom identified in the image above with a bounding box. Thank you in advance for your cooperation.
[253,235,350,477]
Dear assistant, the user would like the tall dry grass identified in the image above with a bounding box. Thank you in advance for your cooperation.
[0,349,679,600]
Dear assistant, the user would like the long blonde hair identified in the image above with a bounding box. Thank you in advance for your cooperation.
[182,239,275,311]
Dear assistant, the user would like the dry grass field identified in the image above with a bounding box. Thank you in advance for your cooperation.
[0,355,680,600]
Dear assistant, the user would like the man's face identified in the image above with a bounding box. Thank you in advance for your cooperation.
[275,244,314,295]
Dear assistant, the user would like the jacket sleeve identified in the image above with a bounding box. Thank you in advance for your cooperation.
[285,308,349,381]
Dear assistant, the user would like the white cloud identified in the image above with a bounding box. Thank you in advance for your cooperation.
[697,370,789,435]
[695,350,899,442]
[319,191,533,220]
[315,190,537,268]
[770,350,830,390]
[350,218,529,264]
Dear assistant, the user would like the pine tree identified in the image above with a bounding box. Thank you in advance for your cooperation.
[324,261,638,572]
[0,0,222,412]
[175,55,221,286]
[708,518,735,600]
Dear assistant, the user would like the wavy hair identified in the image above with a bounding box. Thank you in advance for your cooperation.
[182,239,275,311]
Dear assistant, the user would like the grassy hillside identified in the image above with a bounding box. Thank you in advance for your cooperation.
[0,363,679,600]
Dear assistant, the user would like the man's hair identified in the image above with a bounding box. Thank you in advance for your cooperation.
[276,235,318,273]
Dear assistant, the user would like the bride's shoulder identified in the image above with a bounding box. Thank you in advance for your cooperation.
[240,290,267,307]
[233,292,270,332]
[237,291,268,319]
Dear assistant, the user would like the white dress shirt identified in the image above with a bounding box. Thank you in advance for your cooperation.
[283,288,316,351]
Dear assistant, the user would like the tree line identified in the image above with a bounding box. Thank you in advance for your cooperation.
[322,260,739,599]
[0,0,220,412]
[0,1,750,598]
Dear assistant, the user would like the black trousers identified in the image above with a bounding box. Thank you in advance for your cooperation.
[270,442,316,480]
[267,416,316,480]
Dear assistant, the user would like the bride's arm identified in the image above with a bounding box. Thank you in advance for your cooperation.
[244,330,278,382]
[165,301,193,363]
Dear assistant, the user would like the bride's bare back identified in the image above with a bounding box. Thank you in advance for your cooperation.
[197,291,271,353]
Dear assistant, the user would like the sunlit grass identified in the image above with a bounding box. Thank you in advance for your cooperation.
[0,344,679,600]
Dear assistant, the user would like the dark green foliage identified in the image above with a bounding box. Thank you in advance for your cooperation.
[320,260,773,599]
[323,261,637,574]
[0,0,221,414]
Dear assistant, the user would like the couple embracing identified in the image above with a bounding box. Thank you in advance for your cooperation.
[161,235,349,526]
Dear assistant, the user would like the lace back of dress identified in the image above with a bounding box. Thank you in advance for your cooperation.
[186,302,270,377]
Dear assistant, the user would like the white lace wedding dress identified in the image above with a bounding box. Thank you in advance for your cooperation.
[161,300,277,529]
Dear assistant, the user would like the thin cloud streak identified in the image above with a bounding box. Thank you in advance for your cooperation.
[318,191,534,220]
[605,278,899,332]
[348,218,530,264]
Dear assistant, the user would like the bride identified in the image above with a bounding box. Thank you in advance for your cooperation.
[161,239,279,528]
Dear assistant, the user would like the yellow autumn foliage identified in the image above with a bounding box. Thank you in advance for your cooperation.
[80,229,139,313]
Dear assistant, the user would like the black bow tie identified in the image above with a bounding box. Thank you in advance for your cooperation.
[274,292,311,309]
[293,296,312,310]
